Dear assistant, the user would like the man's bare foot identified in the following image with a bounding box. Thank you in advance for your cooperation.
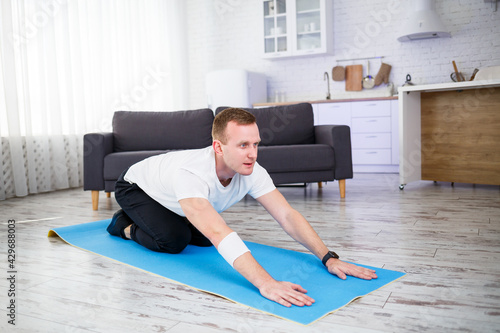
[123,225,132,239]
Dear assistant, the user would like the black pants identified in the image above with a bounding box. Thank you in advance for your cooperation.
[114,170,212,253]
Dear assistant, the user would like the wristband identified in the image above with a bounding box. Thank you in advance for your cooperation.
[217,232,250,267]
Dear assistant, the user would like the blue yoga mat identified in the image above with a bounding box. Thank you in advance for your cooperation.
[48,219,405,325]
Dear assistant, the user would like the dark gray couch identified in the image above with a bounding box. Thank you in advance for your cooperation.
[84,103,353,210]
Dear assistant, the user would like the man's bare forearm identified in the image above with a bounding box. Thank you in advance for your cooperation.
[233,252,275,288]
[280,208,330,260]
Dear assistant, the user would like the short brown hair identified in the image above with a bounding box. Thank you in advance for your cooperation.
[212,108,256,144]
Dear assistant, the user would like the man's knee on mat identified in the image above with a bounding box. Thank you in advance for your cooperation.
[153,233,191,254]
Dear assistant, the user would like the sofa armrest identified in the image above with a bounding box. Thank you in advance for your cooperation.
[83,132,114,191]
[314,125,353,180]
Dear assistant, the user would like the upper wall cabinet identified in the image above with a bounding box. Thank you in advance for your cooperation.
[262,0,333,59]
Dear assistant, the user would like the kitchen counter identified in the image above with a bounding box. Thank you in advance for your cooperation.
[253,95,397,107]
[398,79,500,188]
[398,79,500,93]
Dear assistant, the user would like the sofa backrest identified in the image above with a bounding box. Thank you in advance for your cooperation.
[215,103,315,146]
[113,109,214,152]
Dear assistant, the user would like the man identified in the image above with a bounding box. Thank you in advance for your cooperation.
[108,108,377,308]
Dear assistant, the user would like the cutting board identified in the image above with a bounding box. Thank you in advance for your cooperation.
[345,65,363,91]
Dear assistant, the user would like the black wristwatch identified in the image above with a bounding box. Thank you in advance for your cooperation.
[321,250,339,266]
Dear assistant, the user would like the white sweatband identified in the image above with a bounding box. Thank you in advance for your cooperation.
[217,232,250,267]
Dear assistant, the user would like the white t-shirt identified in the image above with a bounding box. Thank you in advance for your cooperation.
[124,146,276,216]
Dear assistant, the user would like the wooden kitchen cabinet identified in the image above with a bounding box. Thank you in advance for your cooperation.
[262,0,333,58]
[314,98,399,173]
[398,81,500,188]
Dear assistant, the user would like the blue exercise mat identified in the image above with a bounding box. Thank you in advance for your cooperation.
[48,219,405,325]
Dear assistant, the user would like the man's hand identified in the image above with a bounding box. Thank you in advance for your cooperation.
[259,280,315,308]
[326,258,378,280]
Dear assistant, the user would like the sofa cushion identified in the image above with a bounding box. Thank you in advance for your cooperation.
[257,144,334,173]
[113,109,214,152]
[216,103,315,146]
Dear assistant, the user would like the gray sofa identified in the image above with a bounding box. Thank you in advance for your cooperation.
[83,103,353,210]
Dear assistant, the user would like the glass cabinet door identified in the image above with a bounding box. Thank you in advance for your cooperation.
[263,0,288,55]
[295,0,321,51]
[262,0,330,58]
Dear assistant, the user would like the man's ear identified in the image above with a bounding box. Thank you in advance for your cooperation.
[213,140,223,155]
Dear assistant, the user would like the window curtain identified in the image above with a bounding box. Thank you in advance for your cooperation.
[0,0,188,200]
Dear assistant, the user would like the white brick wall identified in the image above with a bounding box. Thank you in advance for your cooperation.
[185,0,500,109]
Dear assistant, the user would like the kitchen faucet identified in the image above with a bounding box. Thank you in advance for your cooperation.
[324,72,331,100]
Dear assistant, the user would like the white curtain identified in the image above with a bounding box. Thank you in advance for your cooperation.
[0,0,188,200]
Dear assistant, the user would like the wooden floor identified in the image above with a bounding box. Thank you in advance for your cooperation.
[1,173,499,332]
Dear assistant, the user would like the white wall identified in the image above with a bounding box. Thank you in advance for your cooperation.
[185,0,500,109]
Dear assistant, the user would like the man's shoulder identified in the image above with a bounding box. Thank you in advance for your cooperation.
[251,161,270,177]
[175,146,214,174]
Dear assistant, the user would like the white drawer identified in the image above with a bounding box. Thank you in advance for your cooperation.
[351,133,391,149]
[352,117,391,133]
[352,149,392,164]
[316,102,351,126]
[352,100,391,117]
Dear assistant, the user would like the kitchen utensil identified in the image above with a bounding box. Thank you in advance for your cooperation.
[374,62,392,86]
[450,72,465,82]
[403,74,414,86]
[332,65,345,81]
[452,60,463,82]
[362,61,375,89]
[469,68,479,81]
[345,64,363,91]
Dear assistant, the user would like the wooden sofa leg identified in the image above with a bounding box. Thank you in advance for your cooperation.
[106,192,111,198]
[92,191,99,211]
[318,182,323,188]
[338,179,346,198]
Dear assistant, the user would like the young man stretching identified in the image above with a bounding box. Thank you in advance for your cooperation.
[108,108,377,307]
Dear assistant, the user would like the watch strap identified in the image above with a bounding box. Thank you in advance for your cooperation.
[321,250,339,266]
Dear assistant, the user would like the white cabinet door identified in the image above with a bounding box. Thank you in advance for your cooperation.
[292,0,331,56]
[263,0,292,57]
[262,0,332,58]
[315,102,351,126]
